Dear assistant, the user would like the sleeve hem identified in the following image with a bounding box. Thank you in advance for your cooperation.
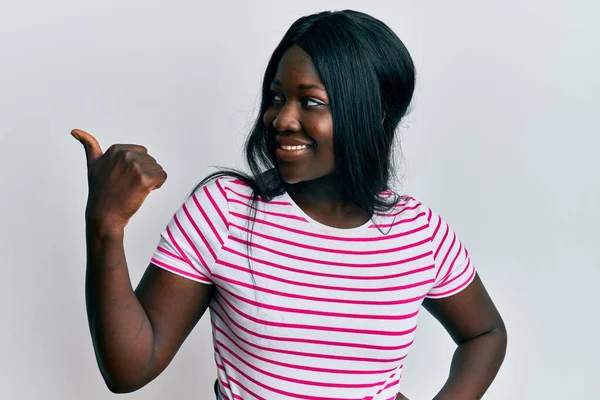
[151,257,213,285]
[425,268,476,299]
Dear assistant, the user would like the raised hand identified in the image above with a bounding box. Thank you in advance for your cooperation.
[71,128,167,231]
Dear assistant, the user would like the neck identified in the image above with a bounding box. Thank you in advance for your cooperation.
[284,174,367,218]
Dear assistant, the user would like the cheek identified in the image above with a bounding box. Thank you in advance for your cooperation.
[311,118,334,148]
[262,112,272,127]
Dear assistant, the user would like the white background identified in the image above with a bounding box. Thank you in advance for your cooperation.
[1,1,598,399]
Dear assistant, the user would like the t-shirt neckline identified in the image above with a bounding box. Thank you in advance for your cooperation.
[280,190,375,235]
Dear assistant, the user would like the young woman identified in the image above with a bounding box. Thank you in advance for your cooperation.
[73,10,507,400]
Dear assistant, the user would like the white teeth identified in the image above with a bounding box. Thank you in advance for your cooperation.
[280,144,310,150]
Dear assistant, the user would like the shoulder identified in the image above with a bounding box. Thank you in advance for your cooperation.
[375,191,445,237]
[182,177,247,231]
[189,176,252,203]
[379,190,432,221]
[189,175,284,222]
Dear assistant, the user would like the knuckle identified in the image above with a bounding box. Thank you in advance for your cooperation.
[131,160,144,173]
[133,170,146,186]
[141,174,155,189]
[107,144,119,155]
[121,149,135,161]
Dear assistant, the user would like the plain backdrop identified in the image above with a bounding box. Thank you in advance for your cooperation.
[1,1,598,399]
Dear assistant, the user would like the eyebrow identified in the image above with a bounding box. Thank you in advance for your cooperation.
[272,79,326,92]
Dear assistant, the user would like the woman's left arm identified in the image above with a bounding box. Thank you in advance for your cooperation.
[423,273,507,400]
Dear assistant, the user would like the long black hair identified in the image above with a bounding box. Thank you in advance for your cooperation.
[194,9,416,244]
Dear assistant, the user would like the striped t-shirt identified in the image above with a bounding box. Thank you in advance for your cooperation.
[151,177,476,400]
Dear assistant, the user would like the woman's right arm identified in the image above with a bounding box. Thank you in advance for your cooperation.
[73,129,213,393]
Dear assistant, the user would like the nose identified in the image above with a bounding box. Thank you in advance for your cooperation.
[272,103,301,133]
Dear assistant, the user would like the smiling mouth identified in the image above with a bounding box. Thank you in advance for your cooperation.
[279,144,312,151]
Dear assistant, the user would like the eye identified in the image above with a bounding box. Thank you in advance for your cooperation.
[303,98,325,108]
[269,91,283,105]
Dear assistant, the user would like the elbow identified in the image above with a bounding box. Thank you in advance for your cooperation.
[486,322,508,365]
[104,377,146,394]
[100,369,151,394]
[94,350,155,393]
[498,324,508,358]
[459,322,508,361]
[493,319,508,349]
[106,384,136,394]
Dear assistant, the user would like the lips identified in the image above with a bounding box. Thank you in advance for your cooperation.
[272,135,314,162]
[275,135,314,147]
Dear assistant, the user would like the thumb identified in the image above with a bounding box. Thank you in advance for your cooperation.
[71,129,103,166]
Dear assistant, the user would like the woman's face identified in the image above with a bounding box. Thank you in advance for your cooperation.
[263,46,335,185]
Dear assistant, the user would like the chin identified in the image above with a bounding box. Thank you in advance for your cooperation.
[277,168,329,186]
[278,173,304,185]
[276,166,306,185]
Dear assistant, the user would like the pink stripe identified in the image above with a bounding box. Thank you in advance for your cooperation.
[216,365,263,400]
[214,180,230,230]
[211,302,416,350]
[229,198,308,222]
[211,309,409,362]
[384,379,400,391]
[218,357,369,400]
[173,214,211,273]
[226,186,292,205]
[218,258,434,293]
[230,178,249,187]
[165,226,194,269]
[224,246,433,281]
[430,214,441,245]
[217,295,417,336]
[214,273,427,305]
[433,223,449,261]
[438,232,457,274]
[182,202,217,260]
[230,222,429,255]
[205,183,229,232]
[218,340,388,390]
[435,229,456,280]
[230,211,428,242]
[156,246,186,263]
[219,284,420,320]
[376,202,420,218]
[150,257,210,283]
[440,243,464,285]
[219,373,263,400]
[365,371,401,400]
[215,333,399,375]
[228,236,431,268]
[436,258,472,289]
[428,264,475,298]
[368,206,424,228]
[193,190,223,247]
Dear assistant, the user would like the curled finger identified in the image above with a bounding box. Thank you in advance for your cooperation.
[148,169,168,189]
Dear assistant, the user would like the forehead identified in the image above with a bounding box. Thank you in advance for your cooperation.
[274,46,322,83]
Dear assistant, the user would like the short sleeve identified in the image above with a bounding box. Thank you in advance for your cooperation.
[150,178,230,284]
[426,208,477,299]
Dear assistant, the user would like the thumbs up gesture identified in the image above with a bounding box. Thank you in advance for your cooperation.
[71,129,167,231]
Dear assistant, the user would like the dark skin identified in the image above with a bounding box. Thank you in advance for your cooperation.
[74,45,506,398]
